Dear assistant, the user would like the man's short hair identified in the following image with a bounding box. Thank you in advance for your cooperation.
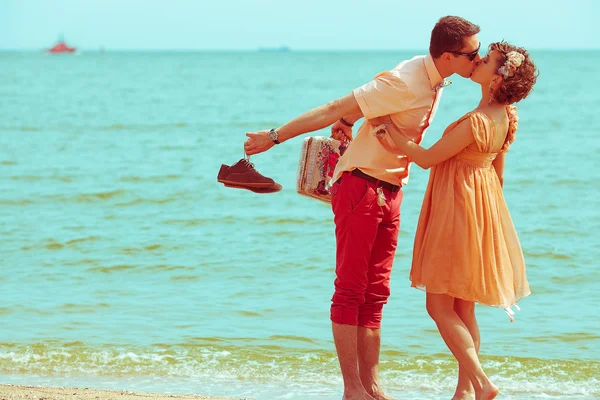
[429,16,481,58]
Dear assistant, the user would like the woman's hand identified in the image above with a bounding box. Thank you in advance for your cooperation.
[368,115,393,127]
[244,130,274,156]
[330,119,353,142]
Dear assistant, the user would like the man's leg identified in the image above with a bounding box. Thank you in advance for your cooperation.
[357,189,402,400]
[331,174,382,400]
[332,323,368,399]
[357,327,386,399]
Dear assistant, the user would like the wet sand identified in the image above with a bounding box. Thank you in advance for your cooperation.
[0,385,249,400]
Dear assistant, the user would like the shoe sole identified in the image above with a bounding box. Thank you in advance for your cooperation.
[223,183,282,193]
[217,178,274,188]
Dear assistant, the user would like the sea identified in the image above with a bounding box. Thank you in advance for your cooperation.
[0,50,598,399]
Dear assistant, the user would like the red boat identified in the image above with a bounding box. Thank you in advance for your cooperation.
[46,36,77,54]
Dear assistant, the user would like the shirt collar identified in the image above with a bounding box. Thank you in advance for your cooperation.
[424,54,449,91]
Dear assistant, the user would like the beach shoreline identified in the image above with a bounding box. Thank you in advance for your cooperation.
[0,385,248,400]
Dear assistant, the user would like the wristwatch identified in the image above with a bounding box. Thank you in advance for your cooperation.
[269,128,280,144]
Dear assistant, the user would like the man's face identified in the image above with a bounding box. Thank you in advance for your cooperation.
[449,34,481,78]
[470,50,504,85]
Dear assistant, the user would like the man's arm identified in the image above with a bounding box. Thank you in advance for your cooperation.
[244,92,362,156]
[339,112,364,126]
[245,70,411,156]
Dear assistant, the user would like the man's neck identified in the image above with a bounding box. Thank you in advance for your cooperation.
[432,56,452,79]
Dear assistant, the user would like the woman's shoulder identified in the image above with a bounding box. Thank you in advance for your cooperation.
[471,106,509,122]
[447,110,489,131]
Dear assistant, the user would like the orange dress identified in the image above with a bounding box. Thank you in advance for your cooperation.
[409,107,531,314]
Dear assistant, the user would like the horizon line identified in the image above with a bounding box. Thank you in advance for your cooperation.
[1,47,599,52]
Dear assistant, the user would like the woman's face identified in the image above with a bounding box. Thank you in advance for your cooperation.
[470,49,503,85]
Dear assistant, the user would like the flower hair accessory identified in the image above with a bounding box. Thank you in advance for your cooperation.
[498,51,525,79]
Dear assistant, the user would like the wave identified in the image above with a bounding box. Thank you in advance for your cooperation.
[86,265,138,273]
[526,228,589,237]
[523,251,574,260]
[0,126,40,132]
[86,264,194,274]
[120,175,182,182]
[0,341,597,397]
[21,237,102,252]
[0,123,188,133]
[1,190,183,206]
[114,198,178,207]
[10,175,74,182]
[95,123,188,132]
[162,216,327,227]
[525,332,600,343]
[554,179,595,186]
[40,189,129,203]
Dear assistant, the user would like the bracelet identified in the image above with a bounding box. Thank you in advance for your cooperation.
[339,117,354,127]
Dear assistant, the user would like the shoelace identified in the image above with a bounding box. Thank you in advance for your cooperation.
[242,145,256,169]
[241,158,255,169]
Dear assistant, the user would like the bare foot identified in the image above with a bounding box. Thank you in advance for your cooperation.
[368,389,395,400]
[342,390,377,400]
[477,383,499,400]
[362,382,395,400]
[452,389,475,400]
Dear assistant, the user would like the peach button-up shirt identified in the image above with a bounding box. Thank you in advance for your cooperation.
[331,54,447,187]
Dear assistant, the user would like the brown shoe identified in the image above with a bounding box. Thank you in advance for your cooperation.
[217,160,276,189]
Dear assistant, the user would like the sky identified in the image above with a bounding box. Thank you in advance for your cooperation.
[1,0,598,51]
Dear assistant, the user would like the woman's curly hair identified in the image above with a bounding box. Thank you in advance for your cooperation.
[490,41,539,105]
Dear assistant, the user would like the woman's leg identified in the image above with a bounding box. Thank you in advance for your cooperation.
[452,299,480,400]
[426,293,498,400]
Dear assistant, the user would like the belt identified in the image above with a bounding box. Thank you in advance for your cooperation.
[347,169,401,193]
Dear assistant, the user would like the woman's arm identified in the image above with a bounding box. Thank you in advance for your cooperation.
[244,93,362,156]
[492,152,506,187]
[371,118,476,169]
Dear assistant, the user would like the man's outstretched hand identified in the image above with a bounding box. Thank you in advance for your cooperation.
[245,130,274,156]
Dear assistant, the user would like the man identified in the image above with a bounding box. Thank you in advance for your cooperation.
[244,16,481,400]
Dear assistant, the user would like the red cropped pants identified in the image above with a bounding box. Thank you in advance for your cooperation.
[330,171,403,329]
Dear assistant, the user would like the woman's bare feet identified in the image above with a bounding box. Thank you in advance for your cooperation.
[452,390,475,400]
[342,390,377,400]
[476,382,499,400]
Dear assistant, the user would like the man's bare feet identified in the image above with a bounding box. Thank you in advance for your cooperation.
[476,382,499,400]
[367,388,395,400]
[361,381,395,400]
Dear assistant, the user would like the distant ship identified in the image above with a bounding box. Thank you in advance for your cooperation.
[45,35,77,54]
[258,46,290,52]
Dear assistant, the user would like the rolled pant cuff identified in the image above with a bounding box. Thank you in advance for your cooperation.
[330,307,359,326]
[358,314,382,329]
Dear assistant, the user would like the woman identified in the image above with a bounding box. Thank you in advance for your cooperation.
[371,41,538,400]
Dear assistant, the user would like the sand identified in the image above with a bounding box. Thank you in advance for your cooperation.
[0,385,249,400]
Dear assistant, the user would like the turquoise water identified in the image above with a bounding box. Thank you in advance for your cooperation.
[0,50,598,399]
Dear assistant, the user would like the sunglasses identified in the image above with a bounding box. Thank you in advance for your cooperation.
[449,43,481,61]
